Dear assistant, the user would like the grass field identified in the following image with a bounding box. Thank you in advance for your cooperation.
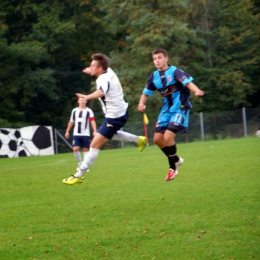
[0,137,259,260]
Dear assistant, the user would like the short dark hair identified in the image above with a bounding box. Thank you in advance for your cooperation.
[152,49,168,57]
[91,53,110,71]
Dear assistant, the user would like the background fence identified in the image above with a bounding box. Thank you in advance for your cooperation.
[54,107,260,154]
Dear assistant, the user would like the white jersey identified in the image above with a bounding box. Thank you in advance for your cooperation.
[96,67,128,118]
[70,107,94,136]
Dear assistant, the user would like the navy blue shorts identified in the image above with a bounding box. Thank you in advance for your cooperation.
[98,111,129,140]
[73,136,91,148]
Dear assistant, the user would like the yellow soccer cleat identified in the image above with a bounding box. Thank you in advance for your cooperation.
[62,175,83,185]
[137,136,147,152]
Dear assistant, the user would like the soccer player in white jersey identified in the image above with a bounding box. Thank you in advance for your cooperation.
[65,97,97,171]
[63,53,147,185]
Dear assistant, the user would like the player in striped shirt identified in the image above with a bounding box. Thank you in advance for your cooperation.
[138,49,204,181]
[65,97,97,171]
[63,53,147,185]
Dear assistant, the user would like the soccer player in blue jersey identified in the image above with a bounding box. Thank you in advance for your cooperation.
[138,49,204,181]
[63,53,147,185]
[65,97,97,171]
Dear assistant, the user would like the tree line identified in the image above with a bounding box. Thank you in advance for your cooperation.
[0,0,259,129]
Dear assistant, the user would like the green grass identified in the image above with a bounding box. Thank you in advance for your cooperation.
[0,137,259,260]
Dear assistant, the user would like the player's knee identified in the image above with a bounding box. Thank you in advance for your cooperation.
[163,132,176,145]
[73,147,80,152]
[153,135,162,146]
[164,137,175,146]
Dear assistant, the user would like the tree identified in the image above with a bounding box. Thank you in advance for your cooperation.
[187,0,260,111]
[0,0,119,128]
[1,0,259,130]
[99,0,260,116]
[99,0,197,119]
[0,0,73,126]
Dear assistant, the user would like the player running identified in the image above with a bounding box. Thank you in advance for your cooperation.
[138,49,204,181]
[63,53,147,185]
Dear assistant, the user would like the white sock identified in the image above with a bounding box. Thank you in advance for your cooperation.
[74,151,82,162]
[112,131,138,143]
[74,147,100,178]
[84,151,88,160]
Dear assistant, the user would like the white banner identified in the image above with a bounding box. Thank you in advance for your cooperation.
[0,126,54,158]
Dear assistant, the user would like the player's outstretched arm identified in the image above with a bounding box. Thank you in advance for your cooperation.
[82,67,91,75]
[137,94,149,112]
[186,82,204,96]
[76,90,104,101]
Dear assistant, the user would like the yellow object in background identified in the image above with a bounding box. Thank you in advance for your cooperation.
[143,113,149,125]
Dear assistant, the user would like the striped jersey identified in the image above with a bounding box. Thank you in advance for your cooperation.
[96,67,128,118]
[69,107,94,136]
[143,65,194,112]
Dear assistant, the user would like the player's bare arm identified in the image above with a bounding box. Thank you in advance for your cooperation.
[90,121,97,136]
[82,67,91,75]
[76,89,104,101]
[137,94,149,112]
[186,82,204,96]
[65,122,74,139]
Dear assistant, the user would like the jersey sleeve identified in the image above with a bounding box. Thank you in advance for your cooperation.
[96,77,109,93]
[69,109,76,122]
[143,74,156,96]
[174,69,194,86]
[88,108,95,121]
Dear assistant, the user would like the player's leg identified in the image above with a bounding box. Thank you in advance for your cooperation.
[112,131,147,152]
[63,132,108,184]
[153,110,182,181]
[173,110,189,171]
[73,136,82,163]
[154,130,167,154]
[76,137,90,171]
[110,111,147,151]
[153,128,179,181]
[163,129,179,181]
[75,132,108,177]
[164,129,178,168]
[76,133,108,175]
[83,148,89,160]
[63,117,120,184]
[153,120,178,180]
[164,111,189,181]
[153,111,172,161]
[82,136,90,158]
[75,137,86,171]
[73,147,81,161]
[112,130,138,142]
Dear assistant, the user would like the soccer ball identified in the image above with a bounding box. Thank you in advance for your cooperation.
[256,130,260,137]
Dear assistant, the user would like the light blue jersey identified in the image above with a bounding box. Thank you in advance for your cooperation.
[143,65,194,133]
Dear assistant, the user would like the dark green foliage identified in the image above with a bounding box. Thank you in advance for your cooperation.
[0,0,115,127]
[0,0,259,128]
[187,0,260,112]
